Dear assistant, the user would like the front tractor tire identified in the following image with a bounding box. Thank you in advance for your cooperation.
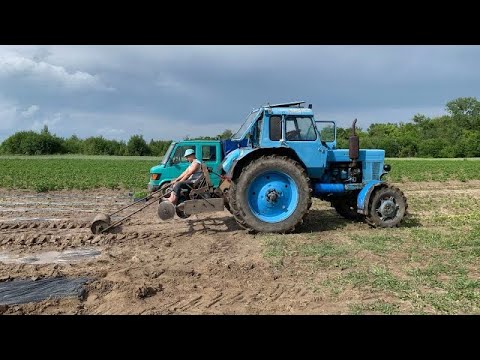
[229,155,312,233]
[366,184,408,228]
[330,194,365,222]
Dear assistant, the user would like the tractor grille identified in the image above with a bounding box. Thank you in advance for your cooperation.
[372,162,381,180]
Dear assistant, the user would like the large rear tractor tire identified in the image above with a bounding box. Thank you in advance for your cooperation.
[366,184,408,228]
[229,155,312,233]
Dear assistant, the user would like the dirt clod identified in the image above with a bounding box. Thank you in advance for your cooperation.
[135,284,162,299]
[0,275,12,282]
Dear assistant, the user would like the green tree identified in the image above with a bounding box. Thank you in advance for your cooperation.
[446,97,480,130]
[64,135,83,154]
[446,97,480,117]
[127,135,151,156]
[217,129,233,140]
[149,139,172,156]
[0,130,65,155]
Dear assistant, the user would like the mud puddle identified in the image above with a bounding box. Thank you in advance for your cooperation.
[0,248,101,265]
[0,277,90,305]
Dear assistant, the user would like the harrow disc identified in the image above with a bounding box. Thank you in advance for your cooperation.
[158,201,175,221]
[90,213,111,234]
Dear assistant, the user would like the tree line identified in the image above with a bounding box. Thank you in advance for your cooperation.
[1,98,479,158]
[0,127,234,157]
[335,97,480,157]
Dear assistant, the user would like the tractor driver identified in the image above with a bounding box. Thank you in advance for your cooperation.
[167,148,202,205]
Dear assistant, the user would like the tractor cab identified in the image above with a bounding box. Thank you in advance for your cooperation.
[232,101,335,148]
[224,101,336,179]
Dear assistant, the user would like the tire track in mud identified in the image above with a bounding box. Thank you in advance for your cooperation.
[0,190,175,250]
[0,189,287,314]
[0,228,175,248]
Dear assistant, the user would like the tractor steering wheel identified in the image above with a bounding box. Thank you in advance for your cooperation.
[286,129,301,140]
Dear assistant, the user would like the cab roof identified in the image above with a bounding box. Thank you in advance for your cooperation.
[173,139,222,144]
[268,107,314,116]
[261,101,314,116]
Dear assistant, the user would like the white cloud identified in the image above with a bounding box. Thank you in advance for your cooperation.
[0,100,18,130]
[0,53,114,91]
[156,77,185,91]
[0,105,17,130]
[31,112,62,131]
[154,74,211,99]
[97,127,126,139]
[21,105,39,118]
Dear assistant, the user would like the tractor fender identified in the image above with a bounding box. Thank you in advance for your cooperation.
[222,147,259,177]
[357,180,386,215]
[222,147,307,181]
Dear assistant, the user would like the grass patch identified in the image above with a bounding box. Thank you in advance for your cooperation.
[353,233,404,254]
[263,237,288,258]
[349,300,400,315]
[342,266,410,294]
[419,275,480,314]
[262,236,289,268]
[298,242,351,269]
[260,178,480,314]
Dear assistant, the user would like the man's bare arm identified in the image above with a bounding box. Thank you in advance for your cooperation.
[172,169,188,183]
[178,162,200,182]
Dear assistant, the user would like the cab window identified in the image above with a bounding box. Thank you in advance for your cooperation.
[285,116,317,141]
[171,145,195,164]
[202,145,217,162]
[269,115,282,141]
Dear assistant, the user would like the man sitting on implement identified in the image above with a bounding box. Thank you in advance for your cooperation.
[167,148,202,205]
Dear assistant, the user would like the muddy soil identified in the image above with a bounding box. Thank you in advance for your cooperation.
[0,182,475,314]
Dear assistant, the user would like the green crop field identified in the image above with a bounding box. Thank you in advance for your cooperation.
[0,155,161,192]
[1,155,480,192]
[385,158,480,182]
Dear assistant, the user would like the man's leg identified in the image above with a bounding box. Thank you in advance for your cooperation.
[168,182,182,205]
[168,181,192,205]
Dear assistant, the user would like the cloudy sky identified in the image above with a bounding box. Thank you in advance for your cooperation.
[0,45,479,142]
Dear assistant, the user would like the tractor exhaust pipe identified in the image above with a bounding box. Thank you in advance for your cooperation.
[349,118,359,167]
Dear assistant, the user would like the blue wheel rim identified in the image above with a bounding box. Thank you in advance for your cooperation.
[247,171,299,223]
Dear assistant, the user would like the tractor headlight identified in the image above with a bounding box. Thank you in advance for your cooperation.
[383,164,391,172]
[151,173,161,180]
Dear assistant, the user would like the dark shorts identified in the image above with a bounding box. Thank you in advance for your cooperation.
[172,180,194,198]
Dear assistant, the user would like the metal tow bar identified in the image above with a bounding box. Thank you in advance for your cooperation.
[90,184,172,234]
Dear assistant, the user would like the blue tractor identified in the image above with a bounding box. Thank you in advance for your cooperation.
[157,101,407,234]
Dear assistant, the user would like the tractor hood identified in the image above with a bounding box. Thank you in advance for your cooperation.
[150,164,165,173]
